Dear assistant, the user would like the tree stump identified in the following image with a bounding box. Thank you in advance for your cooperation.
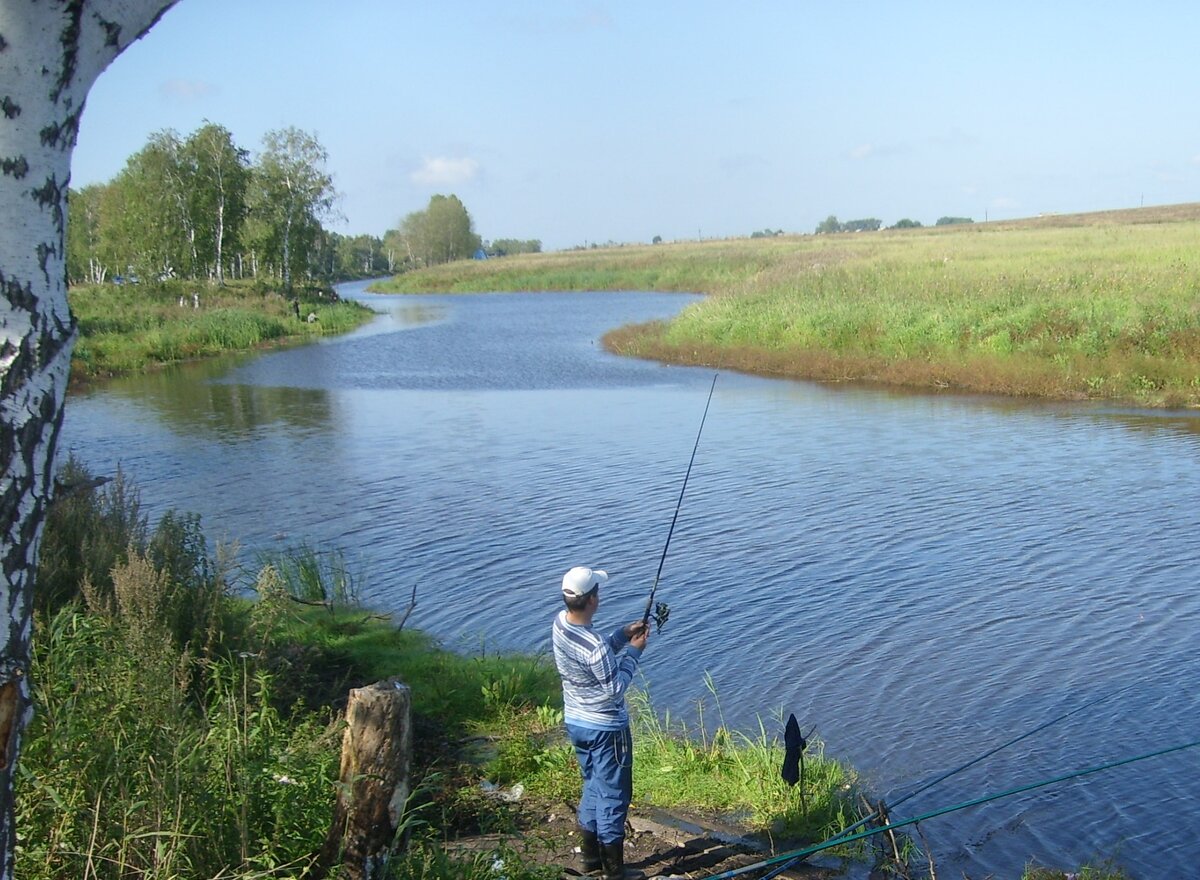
[314,678,412,880]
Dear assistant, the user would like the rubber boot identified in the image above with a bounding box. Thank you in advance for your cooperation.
[579,827,602,875]
[600,839,646,880]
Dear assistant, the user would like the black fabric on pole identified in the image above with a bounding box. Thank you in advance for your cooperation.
[782,713,803,787]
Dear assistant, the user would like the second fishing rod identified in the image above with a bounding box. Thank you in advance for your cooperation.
[642,372,719,634]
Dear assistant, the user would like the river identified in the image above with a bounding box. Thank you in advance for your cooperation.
[60,279,1200,879]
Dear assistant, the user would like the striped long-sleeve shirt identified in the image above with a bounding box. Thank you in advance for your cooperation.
[551,610,642,730]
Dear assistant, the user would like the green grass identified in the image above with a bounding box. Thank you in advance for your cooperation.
[1023,861,1130,880]
[484,674,858,846]
[372,204,1200,407]
[68,278,373,381]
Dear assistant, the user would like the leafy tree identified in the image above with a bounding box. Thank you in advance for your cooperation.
[815,215,843,234]
[66,185,111,284]
[843,218,882,232]
[891,218,923,229]
[652,235,663,244]
[248,127,339,294]
[333,232,389,277]
[112,129,194,278]
[181,122,250,284]
[935,216,974,226]
[382,227,412,273]
[400,194,481,266]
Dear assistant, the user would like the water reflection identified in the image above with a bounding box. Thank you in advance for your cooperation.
[80,359,335,441]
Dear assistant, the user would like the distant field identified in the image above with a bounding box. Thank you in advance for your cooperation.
[372,204,1200,407]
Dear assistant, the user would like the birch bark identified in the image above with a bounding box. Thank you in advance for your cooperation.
[0,3,175,875]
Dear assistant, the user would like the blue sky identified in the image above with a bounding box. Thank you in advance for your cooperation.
[72,1,1200,251]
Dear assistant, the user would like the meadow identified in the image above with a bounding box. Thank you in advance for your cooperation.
[374,204,1200,408]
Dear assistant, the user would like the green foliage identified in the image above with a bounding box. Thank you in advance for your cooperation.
[815,214,842,234]
[891,218,923,229]
[249,127,339,292]
[935,215,974,225]
[401,194,483,267]
[488,675,861,845]
[628,680,858,841]
[489,238,542,256]
[21,602,339,880]
[256,543,362,607]
[842,218,882,232]
[36,456,147,615]
[66,123,342,289]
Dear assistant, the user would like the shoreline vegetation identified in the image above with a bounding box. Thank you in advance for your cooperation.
[67,278,375,385]
[23,461,1131,879]
[371,202,1200,409]
[24,462,866,879]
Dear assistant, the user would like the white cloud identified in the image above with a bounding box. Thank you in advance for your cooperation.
[159,78,216,102]
[410,157,480,187]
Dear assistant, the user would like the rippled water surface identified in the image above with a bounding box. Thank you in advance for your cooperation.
[62,280,1200,878]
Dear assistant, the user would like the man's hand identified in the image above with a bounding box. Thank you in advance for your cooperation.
[625,620,649,651]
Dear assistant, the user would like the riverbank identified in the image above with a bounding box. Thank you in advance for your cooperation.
[21,462,863,880]
[67,278,375,384]
[371,203,1200,408]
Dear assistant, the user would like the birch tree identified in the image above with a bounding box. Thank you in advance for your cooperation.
[0,3,176,876]
[183,122,249,283]
[249,126,337,295]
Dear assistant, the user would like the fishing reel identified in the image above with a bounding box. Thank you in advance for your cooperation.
[652,601,671,633]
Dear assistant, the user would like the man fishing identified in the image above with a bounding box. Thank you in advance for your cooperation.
[552,565,650,880]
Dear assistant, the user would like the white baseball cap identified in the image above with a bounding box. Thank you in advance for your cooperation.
[562,566,608,599]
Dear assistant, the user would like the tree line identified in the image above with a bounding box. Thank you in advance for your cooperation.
[815,214,974,234]
[69,123,341,292]
[68,122,540,290]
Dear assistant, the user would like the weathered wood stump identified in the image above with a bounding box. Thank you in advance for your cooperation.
[314,678,412,880]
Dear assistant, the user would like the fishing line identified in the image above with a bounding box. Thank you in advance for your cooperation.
[755,679,1145,880]
[703,736,1200,880]
[642,372,718,632]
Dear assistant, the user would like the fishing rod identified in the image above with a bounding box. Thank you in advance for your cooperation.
[642,372,719,632]
[744,680,1144,880]
[703,735,1200,880]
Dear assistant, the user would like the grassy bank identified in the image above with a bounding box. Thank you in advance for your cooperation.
[21,460,862,879]
[68,279,374,382]
[373,204,1200,407]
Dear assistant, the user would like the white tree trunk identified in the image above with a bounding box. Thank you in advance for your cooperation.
[0,3,175,876]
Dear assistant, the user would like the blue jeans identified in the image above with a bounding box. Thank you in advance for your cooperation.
[566,723,633,845]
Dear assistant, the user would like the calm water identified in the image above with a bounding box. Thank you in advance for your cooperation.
[62,280,1200,879]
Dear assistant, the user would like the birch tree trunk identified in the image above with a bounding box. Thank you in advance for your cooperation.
[0,3,175,876]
